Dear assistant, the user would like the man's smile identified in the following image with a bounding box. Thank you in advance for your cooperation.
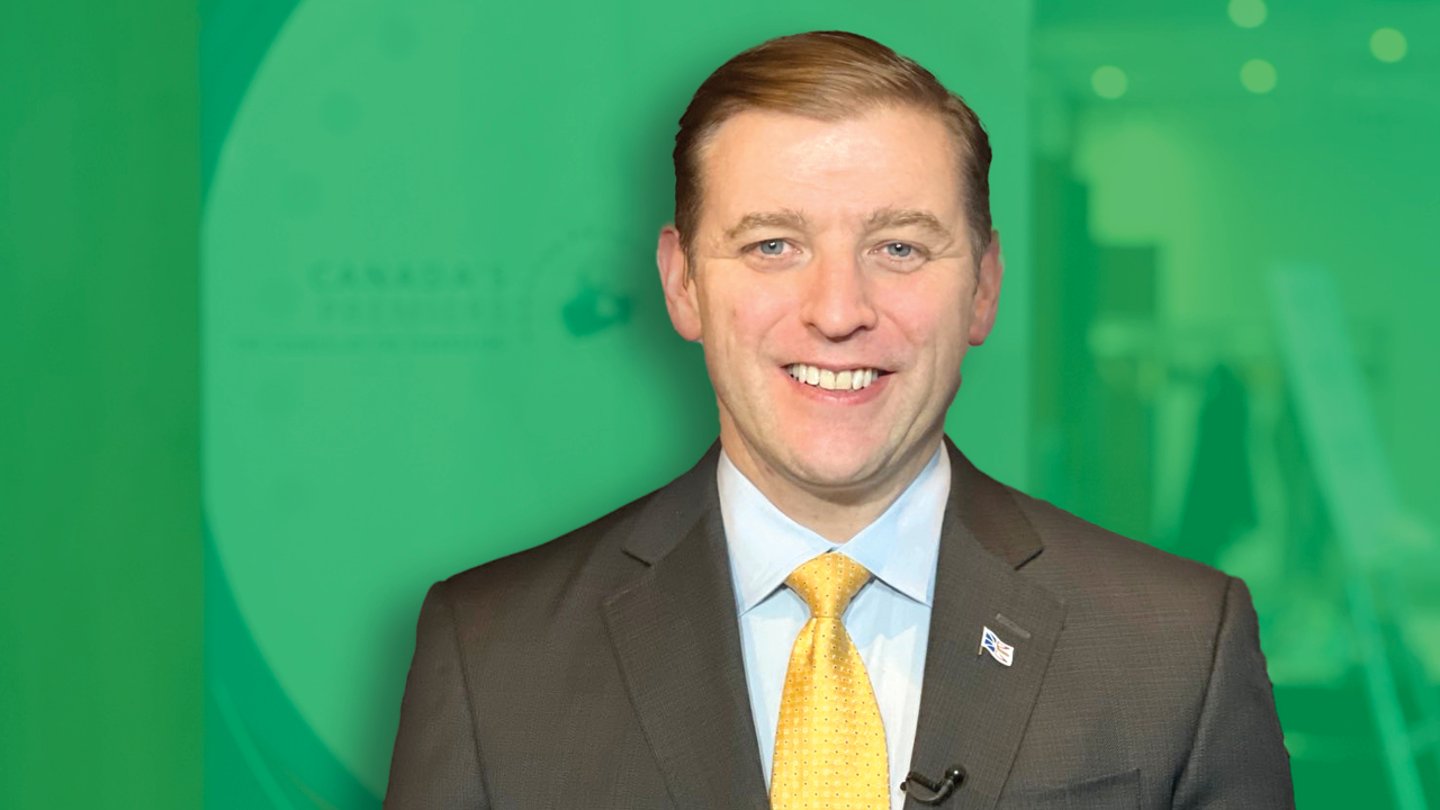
[781,363,895,403]
[784,363,889,391]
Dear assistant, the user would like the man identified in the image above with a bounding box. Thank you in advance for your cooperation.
[387,31,1293,809]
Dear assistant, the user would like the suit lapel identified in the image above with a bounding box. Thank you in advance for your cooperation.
[905,440,1066,810]
[601,444,770,809]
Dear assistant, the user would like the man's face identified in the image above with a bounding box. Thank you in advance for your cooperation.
[657,104,1002,502]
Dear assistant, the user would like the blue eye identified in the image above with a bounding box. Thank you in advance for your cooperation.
[757,239,786,256]
[884,242,914,258]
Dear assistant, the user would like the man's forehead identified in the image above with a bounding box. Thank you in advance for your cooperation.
[700,105,953,163]
[695,107,966,226]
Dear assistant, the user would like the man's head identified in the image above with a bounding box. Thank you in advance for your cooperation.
[656,31,1003,524]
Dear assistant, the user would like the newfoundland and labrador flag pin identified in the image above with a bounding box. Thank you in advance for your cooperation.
[978,626,1015,667]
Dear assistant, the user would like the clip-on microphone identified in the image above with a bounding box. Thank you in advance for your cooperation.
[900,765,966,805]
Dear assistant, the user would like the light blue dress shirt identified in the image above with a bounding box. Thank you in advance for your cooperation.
[717,445,949,810]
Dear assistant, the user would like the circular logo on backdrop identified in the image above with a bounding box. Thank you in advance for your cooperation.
[203,0,712,800]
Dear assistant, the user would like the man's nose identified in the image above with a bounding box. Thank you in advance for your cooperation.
[799,250,878,340]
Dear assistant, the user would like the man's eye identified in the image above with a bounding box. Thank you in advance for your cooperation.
[884,242,916,258]
[756,239,787,256]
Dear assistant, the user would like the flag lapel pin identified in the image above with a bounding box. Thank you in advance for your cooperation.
[978,625,1015,667]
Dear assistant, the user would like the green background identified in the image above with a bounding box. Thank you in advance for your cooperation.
[4,0,1438,808]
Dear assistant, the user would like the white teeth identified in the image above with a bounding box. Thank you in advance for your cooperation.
[786,363,883,391]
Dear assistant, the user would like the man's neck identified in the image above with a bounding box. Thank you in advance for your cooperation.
[719,434,944,543]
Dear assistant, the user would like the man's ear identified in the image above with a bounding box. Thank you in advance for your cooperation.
[657,224,703,342]
[967,229,1004,346]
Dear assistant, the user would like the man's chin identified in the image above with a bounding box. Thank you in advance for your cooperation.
[721,420,906,498]
[777,450,894,498]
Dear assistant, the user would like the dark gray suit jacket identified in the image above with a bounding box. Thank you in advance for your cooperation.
[386,439,1293,808]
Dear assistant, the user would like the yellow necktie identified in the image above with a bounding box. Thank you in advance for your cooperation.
[771,553,889,810]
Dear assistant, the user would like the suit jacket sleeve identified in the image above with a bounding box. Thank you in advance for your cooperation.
[385,581,489,809]
[1172,576,1294,808]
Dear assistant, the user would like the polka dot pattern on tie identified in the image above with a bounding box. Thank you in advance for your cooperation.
[770,553,889,810]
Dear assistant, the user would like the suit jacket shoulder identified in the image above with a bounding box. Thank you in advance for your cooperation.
[387,442,770,809]
[941,451,1293,808]
[1009,482,1235,648]
[440,481,654,624]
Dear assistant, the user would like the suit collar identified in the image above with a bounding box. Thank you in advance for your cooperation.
[942,435,1045,569]
[606,437,1064,810]
[904,438,1065,809]
[618,439,724,566]
[602,440,770,809]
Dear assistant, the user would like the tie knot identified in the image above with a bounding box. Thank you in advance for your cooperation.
[786,553,872,618]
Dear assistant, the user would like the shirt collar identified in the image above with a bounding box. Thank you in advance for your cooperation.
[717,444,950,615]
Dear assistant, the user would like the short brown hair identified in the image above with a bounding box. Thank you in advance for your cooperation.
[672,30,993,268]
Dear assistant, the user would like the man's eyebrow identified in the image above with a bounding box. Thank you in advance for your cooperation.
[721,207,954,243]
[723,209,810,241]
[863,208,954,241]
